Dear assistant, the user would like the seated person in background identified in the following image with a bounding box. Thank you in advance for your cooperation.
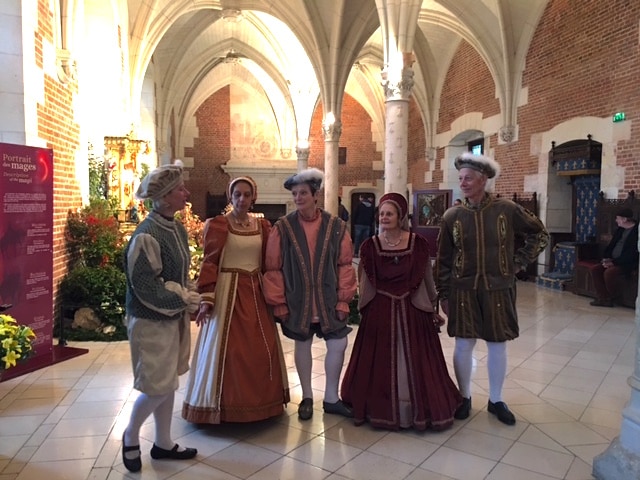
[589,207,639,307]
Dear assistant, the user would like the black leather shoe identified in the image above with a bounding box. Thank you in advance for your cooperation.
[322,400,354,418]
[590,299,614,307]
[122,432,141,472]
[150,443,197,460]
[298,398,314,420]
[454,397,471,420]
[488,400,516,425]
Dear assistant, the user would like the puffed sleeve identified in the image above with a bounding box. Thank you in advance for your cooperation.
[336,228,357,315]
[259,218,272,272]
[262,223,288,318]
[127,233,189,315]
[196,216,228,303]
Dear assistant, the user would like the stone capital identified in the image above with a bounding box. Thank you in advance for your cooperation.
[295,146,310,162]
[382,67,414,101]
[322,121,342,142]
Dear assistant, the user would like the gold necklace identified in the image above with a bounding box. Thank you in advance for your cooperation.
[383,230,401,247]
[232,214,252,227]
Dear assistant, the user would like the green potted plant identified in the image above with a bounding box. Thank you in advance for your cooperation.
[58,199,127,341]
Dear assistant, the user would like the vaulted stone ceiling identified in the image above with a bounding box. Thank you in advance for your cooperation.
[128,0,549,151]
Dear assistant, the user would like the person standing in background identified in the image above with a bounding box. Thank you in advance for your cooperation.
[122,163,200,472]
[338,196,349,222]
[263,168,357,421]
[352,194,375,257]
[436,152,548,426]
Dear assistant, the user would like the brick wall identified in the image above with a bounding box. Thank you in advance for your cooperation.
[187,91,384,218]
[437,42,501,134]
[518,0,640,195]
[308,94,383,191]
[430,0,640,198]
[407,97,429,187]
[185,86,231,219]
[36,0,82,310]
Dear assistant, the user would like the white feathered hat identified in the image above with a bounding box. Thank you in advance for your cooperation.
[454,152,501,179]
[283,168,324,192]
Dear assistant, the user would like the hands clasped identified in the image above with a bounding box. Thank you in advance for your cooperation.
[185,290,201,314]
[164,281,201,314]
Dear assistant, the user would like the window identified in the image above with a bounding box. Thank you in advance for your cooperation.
[338,147,347,165]
[468,139,483,155]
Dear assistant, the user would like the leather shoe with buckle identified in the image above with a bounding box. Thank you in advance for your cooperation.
[122,432,141,472]
[298,398,314,420]
[150,443,197,460]
[454,397,471,420]
[488,400,516,425]
[322,399,353,418]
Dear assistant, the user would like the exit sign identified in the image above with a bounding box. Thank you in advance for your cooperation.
[612,112,626,122]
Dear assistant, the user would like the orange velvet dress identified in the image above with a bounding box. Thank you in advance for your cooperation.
[182,216,289,423]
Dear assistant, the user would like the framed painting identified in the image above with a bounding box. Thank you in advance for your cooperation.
[412,189,452,257]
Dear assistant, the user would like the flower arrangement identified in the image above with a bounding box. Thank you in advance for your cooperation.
[60,198,128,341]
[65,199,125,268]
[0,314,36,370]
[175,202,204,279]
[175,202,204,249]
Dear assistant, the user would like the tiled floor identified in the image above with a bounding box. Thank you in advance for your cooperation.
[0,281,635,479]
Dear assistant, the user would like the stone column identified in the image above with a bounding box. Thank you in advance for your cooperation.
[296,145,309,172]
[322,118,341,215]
[593,277,640,478]
[381,61,413,195]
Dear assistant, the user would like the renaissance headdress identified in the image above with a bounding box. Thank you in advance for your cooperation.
[227,176,258,203]
[283,168,324,193]
[379,192,410,231]
[136,163,184,200]
[454,152,501,179]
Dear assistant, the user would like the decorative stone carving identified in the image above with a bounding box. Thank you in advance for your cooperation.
[56,49,77,84]
[322,121,342,142]
[381,67,415,101]
[499,125,516,143]
[295,147,310,162]
[281,148,292,159]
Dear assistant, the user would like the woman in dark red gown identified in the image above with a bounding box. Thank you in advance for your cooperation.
[341,193,462,430]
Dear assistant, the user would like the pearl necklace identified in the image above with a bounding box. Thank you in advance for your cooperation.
[383,230,401,247]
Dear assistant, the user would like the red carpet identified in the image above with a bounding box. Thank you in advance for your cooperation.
[0,344,89,382]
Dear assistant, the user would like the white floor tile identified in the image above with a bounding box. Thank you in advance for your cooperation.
[0,282,636,479]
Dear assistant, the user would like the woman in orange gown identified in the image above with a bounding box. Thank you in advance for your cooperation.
[182,177,289,424]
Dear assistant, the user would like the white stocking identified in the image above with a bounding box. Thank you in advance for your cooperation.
[487,341,507,403]
[453,337,476,398]
[124,392,166,457]
[294,338,314,400]
[153,392,175,450]
[324,337,347,403]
